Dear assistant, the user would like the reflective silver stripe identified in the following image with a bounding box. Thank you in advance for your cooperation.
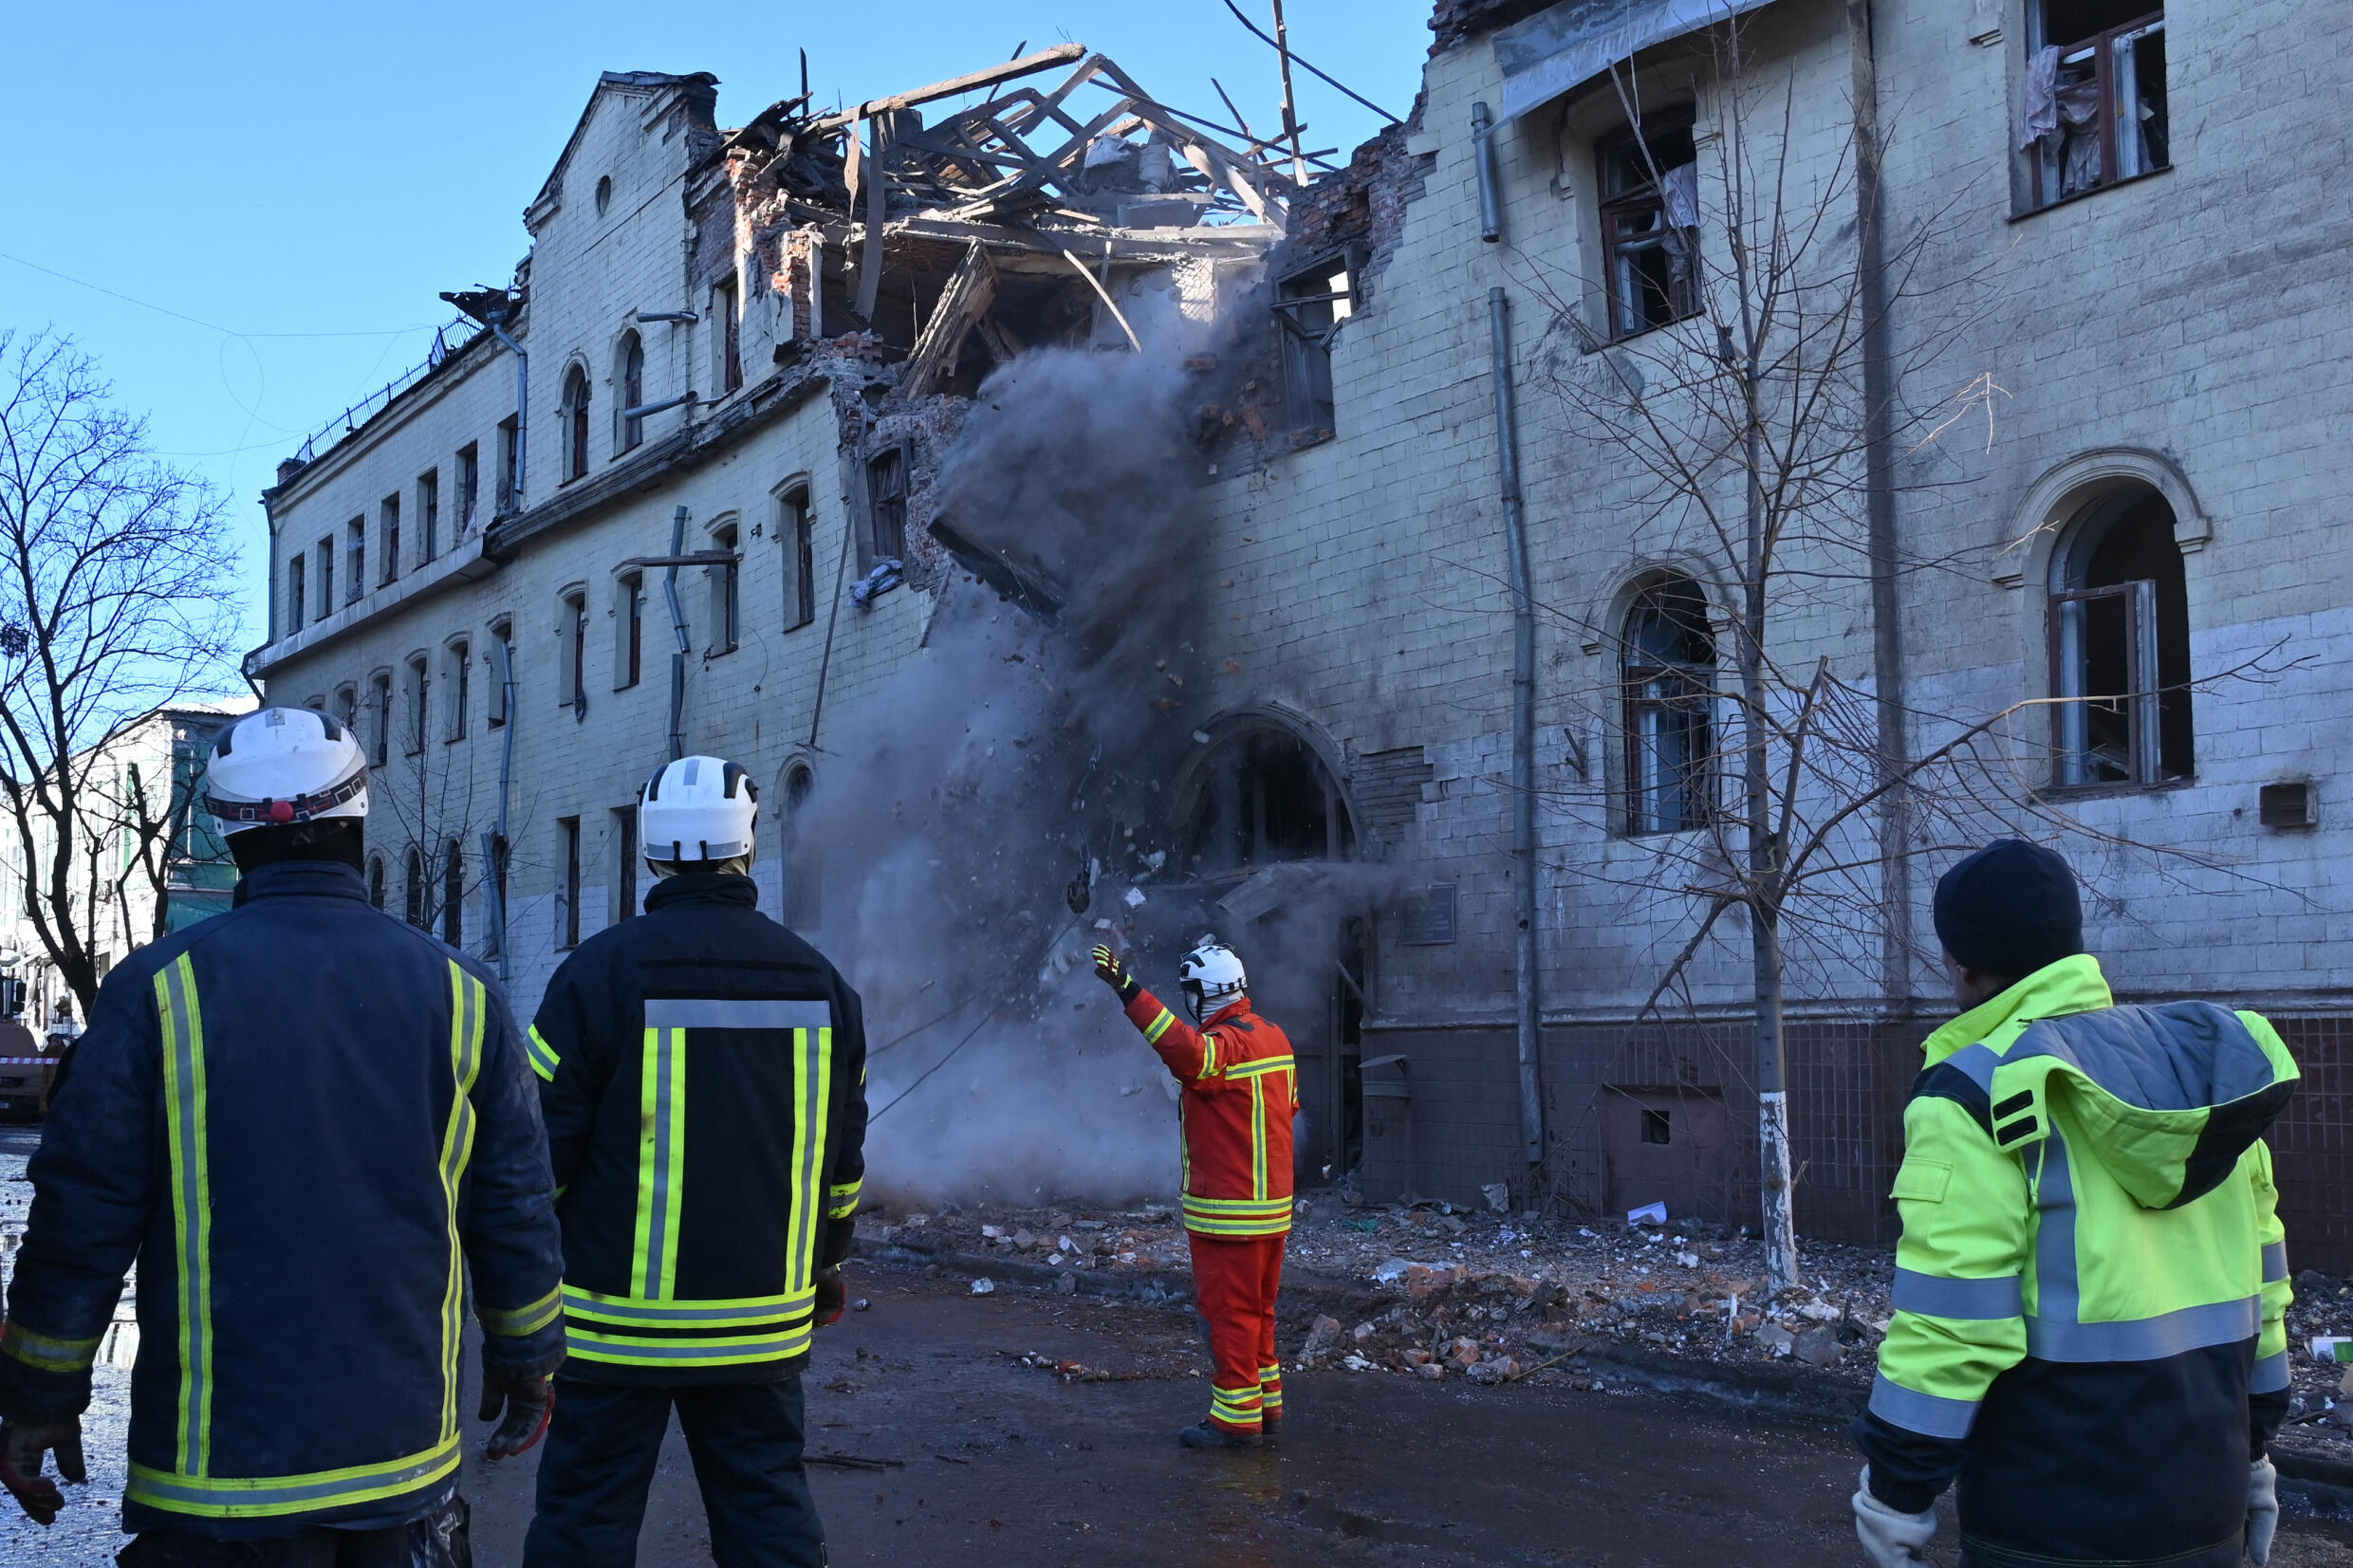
[1868,1374,1978,1439]
[2024,1296,2261,1362]
[2253,1351,2290,1393]
[128,1437,459,1512]
[2032,1126,2080,1326]
[2263,1242,2288,1282]
[1942,1042,2002,1096]
[562,1288,810,1325]
[565,1332,809,1361]
[1892,1268,2023,1320]
[643,999,833,1030]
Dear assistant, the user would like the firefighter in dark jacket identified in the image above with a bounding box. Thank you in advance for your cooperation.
[523,755,867,1568]
[1854,839,2295,1568]
[0,706,565,1563]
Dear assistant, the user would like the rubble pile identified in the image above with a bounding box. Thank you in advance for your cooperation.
[861,1194,2353,1462]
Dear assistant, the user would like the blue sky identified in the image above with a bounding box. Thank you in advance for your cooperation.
[3,0,1434,647]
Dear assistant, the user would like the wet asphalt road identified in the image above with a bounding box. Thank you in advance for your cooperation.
[11,1120,2353,1565]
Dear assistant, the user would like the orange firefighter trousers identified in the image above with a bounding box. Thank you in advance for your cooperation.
[1190,1232,1287,1433]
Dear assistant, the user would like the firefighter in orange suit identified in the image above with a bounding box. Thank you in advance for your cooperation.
[1095,941,1296,1448]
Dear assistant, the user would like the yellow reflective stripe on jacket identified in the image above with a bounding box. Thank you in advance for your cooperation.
[786,1021,834,1298]
[1197,1026,1220,1080]
[155,954,213,1479]
[1143,1007,1176,1045]
[561,1284,815,1329]
[478,1287,563,1338]
[826,1176,862,1221]
[524,1026,561,1082]
[0,1319,103,1374]
[1250,1078,1269,1200]
[631,1026,689,1301]
[1226,1055,1294,1079]
[437,965,484,1441]
[127,1435,461,1521]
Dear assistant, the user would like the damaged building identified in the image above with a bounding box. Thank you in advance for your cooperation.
[251,1,2353,1270]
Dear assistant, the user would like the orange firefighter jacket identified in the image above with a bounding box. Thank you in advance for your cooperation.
[1121,988,1297,1238]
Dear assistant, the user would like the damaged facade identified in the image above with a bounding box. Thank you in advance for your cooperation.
[254,3,2353,1268]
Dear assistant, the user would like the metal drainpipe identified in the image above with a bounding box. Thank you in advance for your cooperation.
[662,506,692,762]
[1473,101,1503,243]
[1487,284,1544,1171]
[488,312,527,508]
[483,635,517,982]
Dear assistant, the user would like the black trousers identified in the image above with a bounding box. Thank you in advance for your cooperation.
[522,1375,824,1568]
[118,1495,469,1566]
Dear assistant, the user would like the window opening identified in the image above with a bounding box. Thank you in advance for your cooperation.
[369,672,392,766]
[441,839,463,947]
[447,640,470,741]
[1641,1107,1673,1145]
[497,420,519,512]
[380,493,401,585]
[488,620,512,729]
[345,518,365,605]
[418,471,437,563]
[558,816,582,948]
[714,274,743,396]
[2023,3,2166,207]
[405,846,427,927]
[316,538,335,622]
[457,444,479,533]
[1597,112,1701,340]
[287,552,306,634]
[1180,728,1355,876]
[1621,574,1714,834]
[333,684,359,738]
[560,590,589,717]
[708,522,740,655]
[781,488,816,631]
[595,175,613,216]
[367,856,385,911]
[1273,253,1354,439]
[614,806,639,922]
[406,655,429,754]
[562,366,590,482]
[619,334,646,452]
[864,448,907,570]
[615,573,643,689]
[2049,486,2192,787]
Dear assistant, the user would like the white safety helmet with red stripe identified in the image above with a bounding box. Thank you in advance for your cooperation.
[639,754,758,864]
[1177,942,1248,1023]
[204,707,369,836]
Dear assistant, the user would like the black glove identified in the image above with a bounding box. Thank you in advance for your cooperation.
[0,1413,83,1525]
[1092,946,1139,1002]
[815,1268,847,1329]
[476,1366,553,1462]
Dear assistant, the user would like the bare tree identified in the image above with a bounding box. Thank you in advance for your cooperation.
[0,331,243,1015]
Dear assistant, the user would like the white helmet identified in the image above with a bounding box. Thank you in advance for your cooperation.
[639,755,757,864]
[204,707,369,836]
[1177,942,1248,1023]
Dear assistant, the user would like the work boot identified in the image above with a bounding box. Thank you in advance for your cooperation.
[1178,1422,1261,1450]
[1260,1410,1283,1440]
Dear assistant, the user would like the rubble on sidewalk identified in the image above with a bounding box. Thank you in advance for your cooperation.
[856,1192,2353,1461]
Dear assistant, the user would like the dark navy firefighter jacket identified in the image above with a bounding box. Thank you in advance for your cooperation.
[528,871,867,1385]
[0,859,565,1538]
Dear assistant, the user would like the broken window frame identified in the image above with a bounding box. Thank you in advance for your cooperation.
[287,552,306,635]
[405,655,429,757]
[1620,576,1716,836]
[487,618,512,729]
[1596,109,1702,341]
[2045,485,2195,791]
[457,444,479,533]
[380,491,402,586]
[562,366,591,483]
[558,588,589,718]
[496,420,519,514]
[369,671,392,767]
[367,855,386,911]
[778,484,816,632]
[618,332,646,452]
[706,520,741,656]
[445,638,470,743]
[613,805,639,924]
[2025,5,2168,210]
[441,838,464,948]
[713,274,743,397]
[405,845,428,929]
[862,446,909,573]
[344,517,365,606]
[557,816,582,949]
[1272,247,1361,442]
[415,471,434,565]
[315,538,335,624]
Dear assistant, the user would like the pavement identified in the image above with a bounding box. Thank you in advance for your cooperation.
[10,1122,2353,1564]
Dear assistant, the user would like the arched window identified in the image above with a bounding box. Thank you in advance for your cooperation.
[2049,485,2193,787]
[617,334,645,452]
[562,364,590,481]
[442,839,464,947]
[367,855,386,910]
[783,763,820,928]
[405,846,427,927]
[1621,574,1714,835]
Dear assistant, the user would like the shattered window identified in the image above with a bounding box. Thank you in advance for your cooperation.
[497,420,518,513]
[345,518,365,605]
[1598,112,1700,341]
[1621,573,1714,835]
[714,275,743,397]
[2049,486,2193,787]
[864,448,908,570]
[458,444,479,531]
[619,333,645,452]
[779,487,816,632]
[381,491,402,585]
[1274,253,1353,440]
[2022,3,2166,207]
[708,521,740,655]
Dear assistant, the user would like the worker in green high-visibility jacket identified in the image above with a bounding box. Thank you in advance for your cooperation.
[1852,839,2296,1568]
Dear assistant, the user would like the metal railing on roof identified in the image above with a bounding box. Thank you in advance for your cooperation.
[288,315,488,467]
